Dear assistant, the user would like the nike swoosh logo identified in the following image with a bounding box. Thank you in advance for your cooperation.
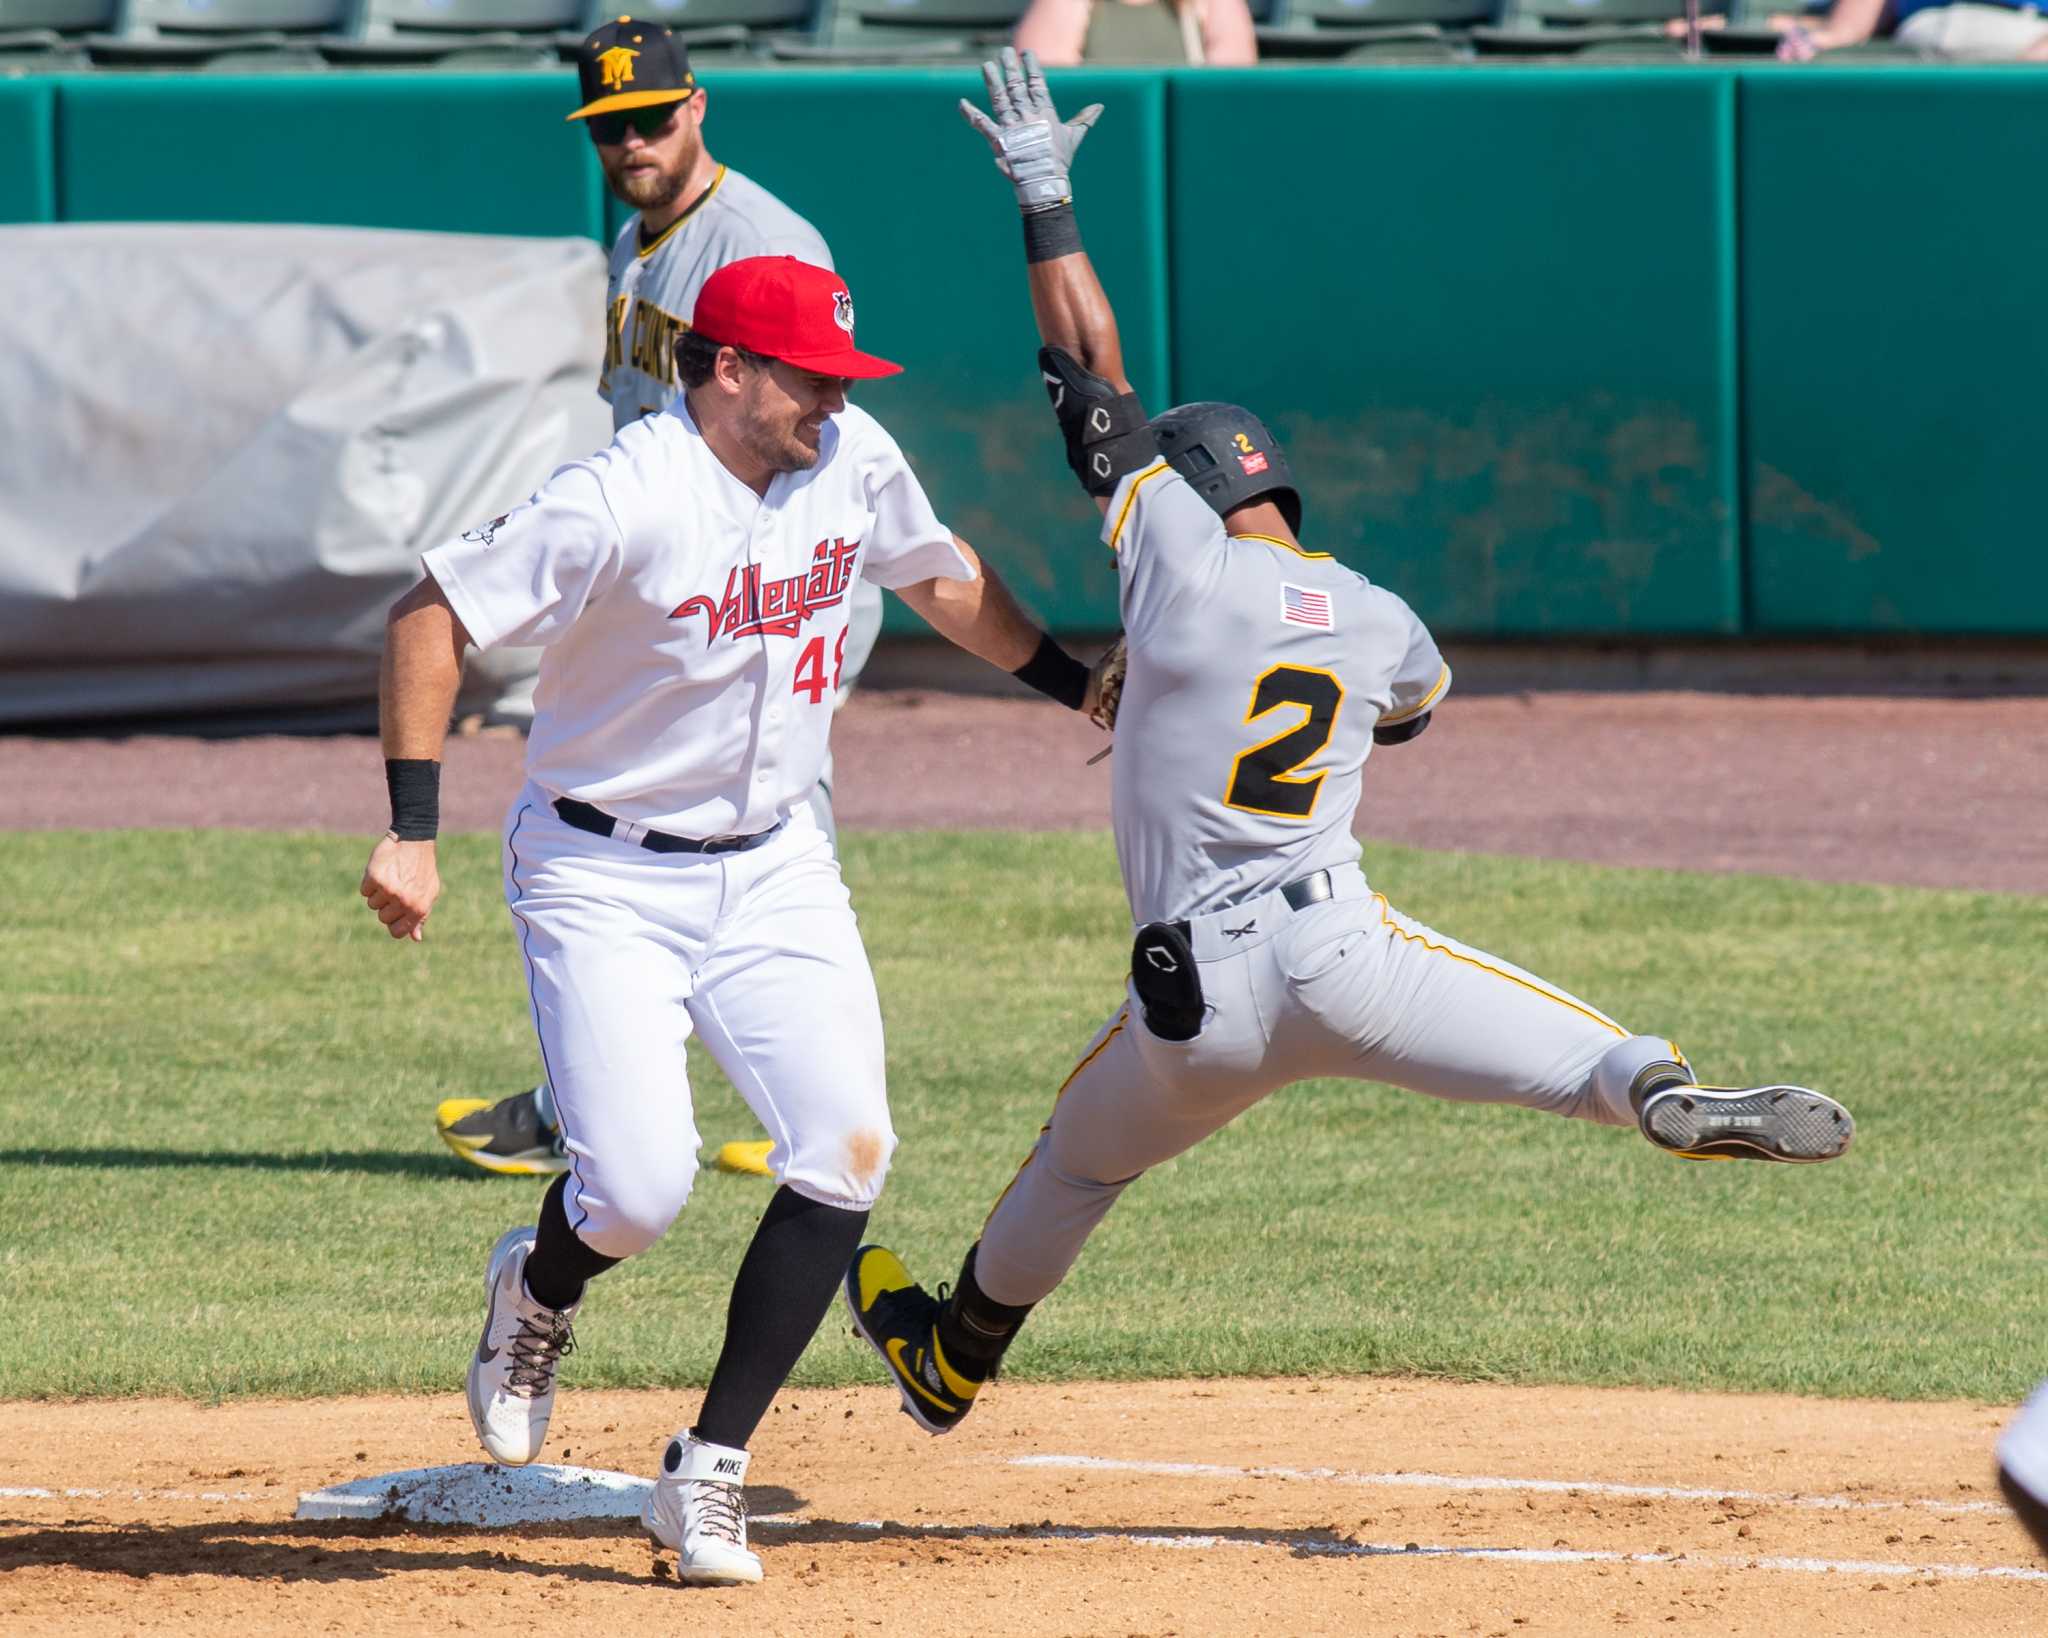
[477,1270,503,1365]
[884,1337,954,1412]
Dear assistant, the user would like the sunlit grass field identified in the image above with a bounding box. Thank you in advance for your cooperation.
[1,829,2040,1403]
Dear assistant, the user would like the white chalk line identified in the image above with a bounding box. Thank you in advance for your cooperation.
[1011,1454,2015,1518]
[1,1486,259,1503]
[752,1516,2048,1584]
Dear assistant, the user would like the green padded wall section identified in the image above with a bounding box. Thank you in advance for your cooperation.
[0,81,57,225]
[1170,69,1741,638]
[58,73,604,239]
[1740,71,2048,635]
[694,68,1172,635]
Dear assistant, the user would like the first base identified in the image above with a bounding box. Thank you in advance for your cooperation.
[296,1462,652,1525]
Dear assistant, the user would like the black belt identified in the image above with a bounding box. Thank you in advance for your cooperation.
[1280,869,1333,911]
[552,797,782,856]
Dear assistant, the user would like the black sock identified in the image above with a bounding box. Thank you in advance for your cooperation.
[692,1186,869,1450]
[522,1173,621,1313]
[936,1241,1034,1380]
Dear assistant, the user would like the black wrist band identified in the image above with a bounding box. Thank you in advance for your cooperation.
[1012,633,1090,711]
[385,758,441,841]
[1023,203,1083,264]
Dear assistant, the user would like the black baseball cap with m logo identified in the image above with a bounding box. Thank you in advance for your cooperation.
[568,17,697,121]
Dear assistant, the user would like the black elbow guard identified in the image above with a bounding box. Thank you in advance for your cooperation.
[1373,710,1432,747]
[1039,346,1157,498]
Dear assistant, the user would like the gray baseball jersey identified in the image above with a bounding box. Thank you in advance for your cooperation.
[600,164,832,430]
[1106,458,1449,928]
[970,457,1686,1311]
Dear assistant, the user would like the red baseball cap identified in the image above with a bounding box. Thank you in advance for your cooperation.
[691,256,901,380]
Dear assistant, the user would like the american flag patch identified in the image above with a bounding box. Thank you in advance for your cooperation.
[1281,582,1334,630]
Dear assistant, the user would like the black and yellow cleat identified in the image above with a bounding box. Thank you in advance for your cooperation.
[1639,1083,1854,1163]
[843,1245,984,1435]
[435,1088,570,1177]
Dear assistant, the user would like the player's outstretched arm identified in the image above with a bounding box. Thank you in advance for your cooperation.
[962,49,1153,517]
[898,535,1113,720]
[360,578,472,943]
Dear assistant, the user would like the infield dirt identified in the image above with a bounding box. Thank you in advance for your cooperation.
[3,1379,2040,1637]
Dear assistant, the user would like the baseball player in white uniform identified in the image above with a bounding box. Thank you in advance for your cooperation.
[359,253,1110,1585]
[844,52,1858,1435]
[433,17,886,1182]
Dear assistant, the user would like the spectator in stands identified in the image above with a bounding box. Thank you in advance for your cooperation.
[1014,0,1257,63]
[1776,0,2048,56]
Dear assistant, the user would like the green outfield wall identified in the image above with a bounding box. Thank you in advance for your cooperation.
[0,82,57,223]
[7,67,2044,638]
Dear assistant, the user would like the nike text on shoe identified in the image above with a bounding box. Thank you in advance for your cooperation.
[641,1432,763,1586]
[843,1244,982,1435]
[1639,1083,1854,1163]
[436,1087,569,1177]
[466,1226,578,1465]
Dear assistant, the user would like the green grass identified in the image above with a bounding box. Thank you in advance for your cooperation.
[0,829,2041,1403]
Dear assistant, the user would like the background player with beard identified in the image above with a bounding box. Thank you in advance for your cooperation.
[433,18,887,1181]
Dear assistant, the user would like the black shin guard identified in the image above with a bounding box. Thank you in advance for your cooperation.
[936,1242,1034,1378]
[693,1187,870,1450]
[522,1173,621,1313]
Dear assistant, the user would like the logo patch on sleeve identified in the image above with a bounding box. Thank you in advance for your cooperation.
[1281,582,1334,630]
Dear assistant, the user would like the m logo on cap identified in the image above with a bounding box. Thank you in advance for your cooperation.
[598,44,638,88]
[832,289,855,335]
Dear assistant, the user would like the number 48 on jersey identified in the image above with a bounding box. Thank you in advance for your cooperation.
[793,628,851,704]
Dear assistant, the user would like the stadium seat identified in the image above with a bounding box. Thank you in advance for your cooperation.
[1472,0,1685,52]
[1257,0,1493,59]
[556,0,813,59]
[322,0,574,63]
[0,0,108,67]
[87,0,337,65]
[769,0,1021,61]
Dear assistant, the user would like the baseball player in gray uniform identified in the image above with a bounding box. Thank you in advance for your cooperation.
[844,51,1857,1434]
[434,17,884,1180]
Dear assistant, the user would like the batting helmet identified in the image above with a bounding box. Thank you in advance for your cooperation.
[1149,402,1302,534]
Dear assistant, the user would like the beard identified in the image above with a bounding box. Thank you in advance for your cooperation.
[736,395,823,475]
[602,140,696,213]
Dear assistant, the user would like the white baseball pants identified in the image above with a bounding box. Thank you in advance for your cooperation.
[502,785,894,1259]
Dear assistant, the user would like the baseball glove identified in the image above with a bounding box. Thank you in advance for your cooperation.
[1088,635,1126,734]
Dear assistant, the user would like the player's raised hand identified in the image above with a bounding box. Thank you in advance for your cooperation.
[360,833,442,943]
[959,47,1103,214]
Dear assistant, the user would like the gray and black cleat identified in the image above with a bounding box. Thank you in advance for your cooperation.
[1638,1084,1854,1163]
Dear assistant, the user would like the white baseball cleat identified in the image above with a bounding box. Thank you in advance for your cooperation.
[465,1226,578,1466]
[641,1430,764,1586]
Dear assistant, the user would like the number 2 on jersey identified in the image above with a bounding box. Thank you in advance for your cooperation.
[1224,665,1345,819]
[792,628,849,705]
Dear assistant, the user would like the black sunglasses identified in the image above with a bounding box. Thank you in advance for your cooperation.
[587,103,681,145]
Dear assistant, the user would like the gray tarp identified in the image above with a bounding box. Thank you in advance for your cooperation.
[0,223,611,728]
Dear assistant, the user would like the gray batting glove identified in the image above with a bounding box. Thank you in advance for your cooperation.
[959,47,1103,215]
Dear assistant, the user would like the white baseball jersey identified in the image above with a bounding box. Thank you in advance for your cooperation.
[424,398,967,838]
[601,165,832,429]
